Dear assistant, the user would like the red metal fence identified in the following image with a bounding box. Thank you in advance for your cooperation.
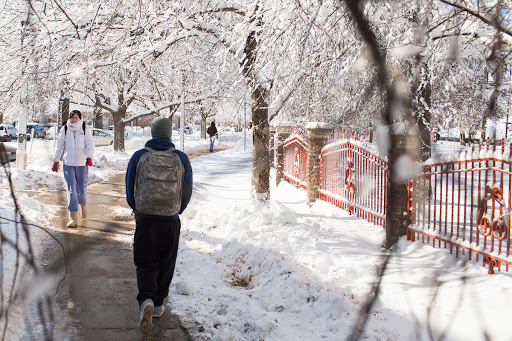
[319,141,388,227]
[283,134,308,189]
[281,133,512,273]
[408,143,512,273]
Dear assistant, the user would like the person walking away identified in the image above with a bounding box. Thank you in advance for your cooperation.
[125,117,193,334]
[207,121,218,152]
[52,110,95,228]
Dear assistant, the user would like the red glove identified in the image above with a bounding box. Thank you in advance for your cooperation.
[86,158,92,166]
[51,162,59,172]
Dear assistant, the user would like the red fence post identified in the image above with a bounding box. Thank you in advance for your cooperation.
[385,132,420,248]
[275,125,294,186]
[306,123,333,206]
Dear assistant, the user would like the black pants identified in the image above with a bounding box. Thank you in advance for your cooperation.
[133,216,181,307]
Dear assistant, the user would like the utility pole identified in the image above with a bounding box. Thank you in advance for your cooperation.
[17,84,28,170]
[17,1,35,170]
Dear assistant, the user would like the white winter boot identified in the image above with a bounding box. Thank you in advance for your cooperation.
[80,204,87,218]
[67,211,78,228]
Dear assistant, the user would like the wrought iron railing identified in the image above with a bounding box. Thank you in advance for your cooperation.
[319,141,388,227]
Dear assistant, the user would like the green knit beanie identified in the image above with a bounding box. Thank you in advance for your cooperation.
[151,117,172,138]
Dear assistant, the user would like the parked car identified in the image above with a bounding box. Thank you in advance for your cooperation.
[0,125,17,141]
[183,126,193,134]
[26,124,46,139]
[92,128,114,146]
[0,143,16,164]
[220,127,234,133]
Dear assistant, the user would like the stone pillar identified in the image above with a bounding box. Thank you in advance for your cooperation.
[385,133,419,248]
[269,126,276,167]
[306,123,333,206]
[275,126,293,186]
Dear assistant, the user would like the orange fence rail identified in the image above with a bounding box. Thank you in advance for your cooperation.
[319,141,388,227]
[283,134,308,189]
[408,142,512,274]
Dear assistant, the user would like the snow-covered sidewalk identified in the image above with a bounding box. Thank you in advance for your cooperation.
[172,145,512,341]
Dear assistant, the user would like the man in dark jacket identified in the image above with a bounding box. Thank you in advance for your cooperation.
[125,117,193,334]
[207,121,218,152]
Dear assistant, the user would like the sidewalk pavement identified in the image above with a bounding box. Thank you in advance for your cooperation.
[31,172,191,340]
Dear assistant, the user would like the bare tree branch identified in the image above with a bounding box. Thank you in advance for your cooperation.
[439,0,512,38]
[52,0,80,38]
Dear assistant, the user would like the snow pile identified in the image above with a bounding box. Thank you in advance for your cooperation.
[168,144,512,341]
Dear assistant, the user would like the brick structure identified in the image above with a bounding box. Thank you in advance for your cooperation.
[274,125,294,186]
[385,134,419,248]
[306,124,333,206]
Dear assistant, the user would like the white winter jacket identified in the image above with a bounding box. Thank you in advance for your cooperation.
[53,120,95,166]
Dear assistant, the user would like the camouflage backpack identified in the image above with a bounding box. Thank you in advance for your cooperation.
[134,147,184,216]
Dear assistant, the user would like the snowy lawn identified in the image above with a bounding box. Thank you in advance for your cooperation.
[172,143,512,341]
[1,133,511,340]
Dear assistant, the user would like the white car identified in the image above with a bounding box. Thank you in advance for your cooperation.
[92,128,114,146]
[0,124,17,141]
[183,126,193,134]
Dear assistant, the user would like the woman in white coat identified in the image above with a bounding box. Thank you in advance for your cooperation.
[52,110,95,227]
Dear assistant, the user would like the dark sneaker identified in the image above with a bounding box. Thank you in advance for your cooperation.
[139,299,154,334]
[153,305,166,318]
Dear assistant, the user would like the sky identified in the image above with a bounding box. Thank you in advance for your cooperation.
[1,127,512,340]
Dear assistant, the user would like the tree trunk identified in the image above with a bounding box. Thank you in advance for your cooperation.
[241,29,270,200]
[112,113,125,151]
[481,116,487,141]
[93,106,102,128]
[416,63,432,162]
[201,116,207,139]
[251,85,270,201]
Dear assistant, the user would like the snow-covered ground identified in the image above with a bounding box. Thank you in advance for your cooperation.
[1,133,512,340]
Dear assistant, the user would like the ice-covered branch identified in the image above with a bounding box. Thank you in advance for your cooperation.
[268,69,306,122]
[439,0,512,38]
[179,20,232,51]
[146,33,199,59]
[191,5,246,18]
[122,89,219,123]
[52,0,80,38]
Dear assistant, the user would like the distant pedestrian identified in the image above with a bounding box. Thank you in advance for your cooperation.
[52,110,95,228]
[207,121,218,152]
[125,117,193,334]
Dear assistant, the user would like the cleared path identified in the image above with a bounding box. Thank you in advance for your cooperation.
[24,146,232,340]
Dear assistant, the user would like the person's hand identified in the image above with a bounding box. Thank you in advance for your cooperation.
[86,158,92,166]
[51,162,59,172]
